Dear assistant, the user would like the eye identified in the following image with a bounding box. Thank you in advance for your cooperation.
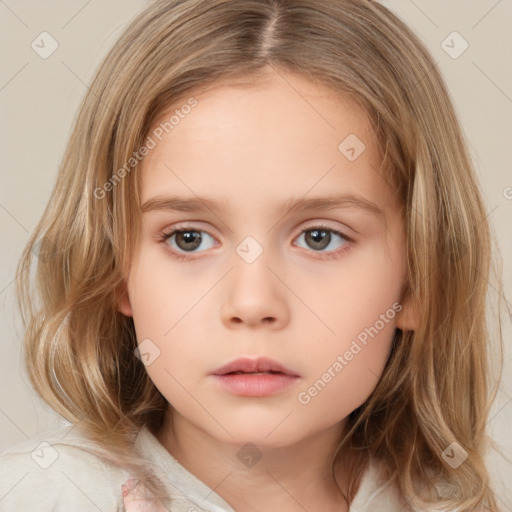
[160,227,216,254]
[294,225,350,254]
[158,223,352,261]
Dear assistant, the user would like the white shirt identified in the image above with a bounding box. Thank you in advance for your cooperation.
[0,423,408,511]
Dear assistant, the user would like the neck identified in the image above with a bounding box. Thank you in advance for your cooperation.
[156,409,351,512]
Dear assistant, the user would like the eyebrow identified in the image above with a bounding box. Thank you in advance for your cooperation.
[141,193,385,219]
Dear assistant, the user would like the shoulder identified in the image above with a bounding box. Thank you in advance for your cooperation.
[0,422,130,512]
[351,458,412,511]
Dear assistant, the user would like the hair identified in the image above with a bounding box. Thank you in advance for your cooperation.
[15,0,506,509]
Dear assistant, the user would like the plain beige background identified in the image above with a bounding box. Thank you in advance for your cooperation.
[1,0,511,508]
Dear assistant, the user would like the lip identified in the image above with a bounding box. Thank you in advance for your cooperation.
[211,357,300,377]
[210,357,301,397]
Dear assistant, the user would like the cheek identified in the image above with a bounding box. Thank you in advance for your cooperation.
[126,250,211,396]
[127,249,204,337]
[296,318,396,415]
[126,233,404,437]
[292,251,402,412]
[300,247,404,340]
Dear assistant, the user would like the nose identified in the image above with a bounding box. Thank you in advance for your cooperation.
[220,250,290,330]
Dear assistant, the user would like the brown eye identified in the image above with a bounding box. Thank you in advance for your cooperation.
[164,229,216,253]
[295,226,348,253]
[304,229,331,250]
[175,231,202,251]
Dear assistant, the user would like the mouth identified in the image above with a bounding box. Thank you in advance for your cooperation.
[224,370,283,375]
[211,357,300,397]
[211,357,300,377]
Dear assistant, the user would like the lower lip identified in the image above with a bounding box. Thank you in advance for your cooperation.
[212,373,299,397]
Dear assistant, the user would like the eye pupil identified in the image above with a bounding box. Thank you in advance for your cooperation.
[176,231,202,251]
[167,227,344,257]
[306,229,331,250]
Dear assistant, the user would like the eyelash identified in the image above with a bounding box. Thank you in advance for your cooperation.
[157,223,353,261]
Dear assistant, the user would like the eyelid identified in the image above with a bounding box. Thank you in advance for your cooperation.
[157,220,354,259]
[297,220,354,240]
[157,220,353,241]
[157,222,219,240]
[158,223,219,247]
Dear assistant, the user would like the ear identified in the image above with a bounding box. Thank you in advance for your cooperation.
[395,286,419,331]
[116,279,133,317]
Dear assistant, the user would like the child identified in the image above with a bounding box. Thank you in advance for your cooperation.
[0,0,505,510]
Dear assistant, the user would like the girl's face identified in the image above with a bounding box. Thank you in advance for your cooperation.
[119,69,415,448]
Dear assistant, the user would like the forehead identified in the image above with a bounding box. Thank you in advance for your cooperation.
[150,70,374,151]
[139,69,397,220]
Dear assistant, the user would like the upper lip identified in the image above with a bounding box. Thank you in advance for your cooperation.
[211,357,300,377]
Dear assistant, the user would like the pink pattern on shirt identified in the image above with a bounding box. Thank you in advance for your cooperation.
[122,477,169,511]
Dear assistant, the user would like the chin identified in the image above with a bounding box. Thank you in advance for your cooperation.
[203,413,313,449]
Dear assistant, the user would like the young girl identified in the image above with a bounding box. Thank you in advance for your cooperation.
[0,0,505,510]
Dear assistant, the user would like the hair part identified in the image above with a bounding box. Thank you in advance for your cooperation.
[16,0,505,508]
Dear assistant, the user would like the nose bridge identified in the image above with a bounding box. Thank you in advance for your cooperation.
[232,234,278,300]
[220,234,290,328]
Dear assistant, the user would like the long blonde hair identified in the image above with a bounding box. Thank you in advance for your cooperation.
[16,0,505,509]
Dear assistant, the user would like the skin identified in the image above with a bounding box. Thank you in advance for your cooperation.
[118,66,417,512]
